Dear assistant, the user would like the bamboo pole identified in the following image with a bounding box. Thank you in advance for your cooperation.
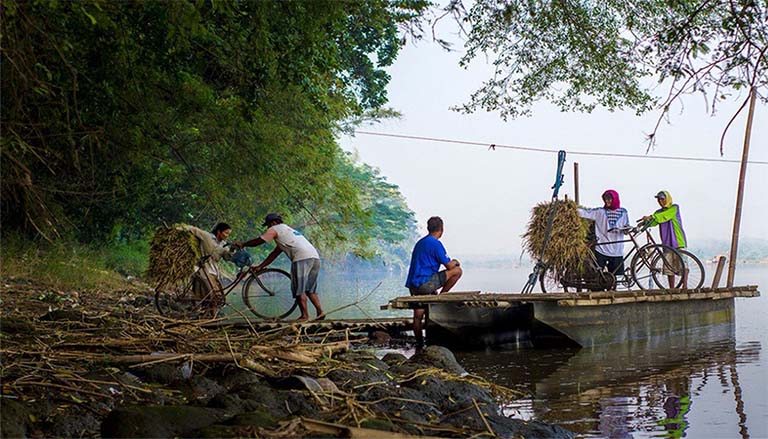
[574,162,580,204]
[727,88,757,287]
[711,255,727,289]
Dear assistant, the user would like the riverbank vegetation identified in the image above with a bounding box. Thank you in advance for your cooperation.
[1,0,422,282]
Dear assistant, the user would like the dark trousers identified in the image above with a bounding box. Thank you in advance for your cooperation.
[595,251,625,276]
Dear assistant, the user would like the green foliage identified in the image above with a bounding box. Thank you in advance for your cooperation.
[0,233,140,289]
[1,0,429,261]
[453,0,767,120]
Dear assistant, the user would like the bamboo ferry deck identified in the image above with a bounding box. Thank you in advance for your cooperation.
[381,286,760,348]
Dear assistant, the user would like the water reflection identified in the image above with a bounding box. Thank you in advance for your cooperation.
[456,323,761,438]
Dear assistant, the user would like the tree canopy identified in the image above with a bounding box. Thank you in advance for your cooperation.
[452,0,767,143]
[1,0,425,263]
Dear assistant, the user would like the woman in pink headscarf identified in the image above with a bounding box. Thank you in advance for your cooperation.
[577,190,630,276]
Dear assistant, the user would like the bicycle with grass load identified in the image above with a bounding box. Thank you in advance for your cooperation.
[539,219,705,293]
[152,224,298,320]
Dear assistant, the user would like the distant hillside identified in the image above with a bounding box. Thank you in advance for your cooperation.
[687,238,768,263]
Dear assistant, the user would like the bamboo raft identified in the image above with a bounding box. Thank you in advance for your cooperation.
[381,286,760,309]
[380,286,760,348]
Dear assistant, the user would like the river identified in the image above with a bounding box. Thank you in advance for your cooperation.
[230,263,767,438]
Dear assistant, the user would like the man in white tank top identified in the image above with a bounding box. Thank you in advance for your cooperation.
[235,213,323,320]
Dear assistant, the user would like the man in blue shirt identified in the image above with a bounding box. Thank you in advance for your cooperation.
[405,216,462,346]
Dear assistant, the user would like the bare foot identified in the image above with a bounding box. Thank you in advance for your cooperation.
[294,316,309,322]
[315,313,326,321]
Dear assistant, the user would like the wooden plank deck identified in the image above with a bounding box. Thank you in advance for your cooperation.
[381,285,760,310]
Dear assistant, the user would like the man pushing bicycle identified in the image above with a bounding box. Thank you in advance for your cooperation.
[234,213,324,321]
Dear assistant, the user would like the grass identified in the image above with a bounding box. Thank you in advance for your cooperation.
[0,233,149,290]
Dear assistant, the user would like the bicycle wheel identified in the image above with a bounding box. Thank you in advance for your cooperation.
[539,266,568,293]
[675,249,705,290]
[242,268,298,320]
[630,244,684,290]
[155,280,206,319]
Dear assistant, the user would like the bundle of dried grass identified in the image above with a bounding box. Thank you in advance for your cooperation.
[522,199,592,273]
[146,224,200,289]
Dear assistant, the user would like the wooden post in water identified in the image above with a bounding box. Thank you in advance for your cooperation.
[711,256,727,289]
[727,88,757,288]
[574,162,580,205]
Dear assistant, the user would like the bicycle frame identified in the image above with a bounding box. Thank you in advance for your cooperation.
[592,224,658,277]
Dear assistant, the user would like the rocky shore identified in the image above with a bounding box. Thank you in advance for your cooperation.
[0,282,574,438]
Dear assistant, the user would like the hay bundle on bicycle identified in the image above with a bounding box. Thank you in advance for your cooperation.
[146,224,200,289]
[522,199,592,273]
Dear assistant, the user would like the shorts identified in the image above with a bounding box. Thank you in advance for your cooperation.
[409,271,447,296]
[291,258,320,298]
[662,249,688,275]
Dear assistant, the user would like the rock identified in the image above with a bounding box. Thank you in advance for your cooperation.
[207,394,261,414]
[334,351,391,371]
[369,330,391,345]
[191,410,279,438]
[315,377,343,395]
[357,383,439,423]
[100,405,230,438]
[135,362,186,385]
[229,382,289,418]
[49,408,100,438]
[268,375,323,392]
[179,376,227,404]
[228,410,279,428]
[1,399,30,438]
[409,345,467,375]
[282,390,322,418]
[326,368,391,391]
[401,375,493,412]
[210,368,262,391]
[381,352,408,366]
[445,407,577,439]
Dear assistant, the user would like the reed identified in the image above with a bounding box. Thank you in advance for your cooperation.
[522,200,592,273]
[146,225,200,289]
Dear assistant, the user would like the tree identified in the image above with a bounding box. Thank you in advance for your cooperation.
[449,0,767,149]
[1,0,429,257]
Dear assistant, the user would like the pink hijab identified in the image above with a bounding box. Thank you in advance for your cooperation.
[602,189,620,210]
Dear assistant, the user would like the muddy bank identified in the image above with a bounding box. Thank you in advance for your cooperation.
[0,282,575,438]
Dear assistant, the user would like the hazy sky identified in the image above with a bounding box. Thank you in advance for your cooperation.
[340,34,767,258]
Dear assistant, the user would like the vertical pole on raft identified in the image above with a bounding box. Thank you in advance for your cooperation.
[574,162,580,205]
[727,88,756,288]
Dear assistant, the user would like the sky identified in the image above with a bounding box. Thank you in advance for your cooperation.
[340,31,768,258]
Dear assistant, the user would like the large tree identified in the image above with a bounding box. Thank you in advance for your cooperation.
[1,0,427,255]
[450,0,767,147]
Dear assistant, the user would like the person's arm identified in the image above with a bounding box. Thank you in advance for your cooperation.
[577,207,600,220]
[240,237,266,248]
[643,206,677,226]
[254,247,282,271]
[445,259,460,269]
[236,228,278,248]
[181,224,220,258]
[437,241,458,269]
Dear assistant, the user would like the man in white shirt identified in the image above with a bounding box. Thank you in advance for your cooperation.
[236,213,323,320]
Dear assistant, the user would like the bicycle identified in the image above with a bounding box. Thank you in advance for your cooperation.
[154,249,298,320]
[539,220,704,293]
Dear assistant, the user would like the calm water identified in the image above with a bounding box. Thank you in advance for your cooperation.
[227,263,767,438]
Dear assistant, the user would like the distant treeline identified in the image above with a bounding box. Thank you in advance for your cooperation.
[1,0,427,267]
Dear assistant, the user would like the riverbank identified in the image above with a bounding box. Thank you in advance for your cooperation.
[0,280,575,438]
